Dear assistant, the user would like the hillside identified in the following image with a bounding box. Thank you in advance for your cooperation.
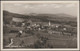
[3,10,77,27]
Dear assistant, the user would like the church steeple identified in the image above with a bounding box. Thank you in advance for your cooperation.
[49,21,51,26]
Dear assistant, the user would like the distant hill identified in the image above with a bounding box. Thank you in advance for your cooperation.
[3,10,30,24]
[3,10,77,27]
[55,13,76,17]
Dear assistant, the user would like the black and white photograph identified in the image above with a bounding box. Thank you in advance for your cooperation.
[1,1,79,50]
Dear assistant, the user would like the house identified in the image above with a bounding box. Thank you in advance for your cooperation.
[25,19,32,26]
[12,17,25,22]
[11,17,26,27]
[11,17,33,27]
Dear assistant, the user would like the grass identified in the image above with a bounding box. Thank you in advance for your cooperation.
[3,24,77,48]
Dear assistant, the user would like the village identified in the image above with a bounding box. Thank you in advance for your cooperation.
[3,16,77,48]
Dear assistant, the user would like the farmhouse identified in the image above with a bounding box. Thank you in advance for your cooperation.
[12,17,25,22]
[11,17,33,27]
[10,17,25,27]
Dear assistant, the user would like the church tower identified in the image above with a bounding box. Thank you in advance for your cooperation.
[49,21,51,26]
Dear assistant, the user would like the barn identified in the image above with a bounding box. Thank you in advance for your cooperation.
[12,17,25,22]
[11,17,26,27]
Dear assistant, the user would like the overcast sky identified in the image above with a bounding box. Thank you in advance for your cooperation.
[3,3,78,16]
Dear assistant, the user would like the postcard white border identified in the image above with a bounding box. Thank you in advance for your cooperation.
[1,1,79,50]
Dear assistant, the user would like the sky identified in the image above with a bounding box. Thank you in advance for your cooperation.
[3,3,78,16]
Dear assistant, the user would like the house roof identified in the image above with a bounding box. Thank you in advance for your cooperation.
[12,17,25,22]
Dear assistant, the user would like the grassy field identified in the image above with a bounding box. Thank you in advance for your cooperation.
[3,28,77,48]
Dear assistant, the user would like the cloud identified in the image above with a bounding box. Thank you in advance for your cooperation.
[54,5,62,8]
[14,3,22,6]
[35,4,63,9]
[24,5,36,10]
[13,4,63,9]
[29,7,35,9]
[41,4,48,6]
[24,5,30,8]
[66,4,76,7]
